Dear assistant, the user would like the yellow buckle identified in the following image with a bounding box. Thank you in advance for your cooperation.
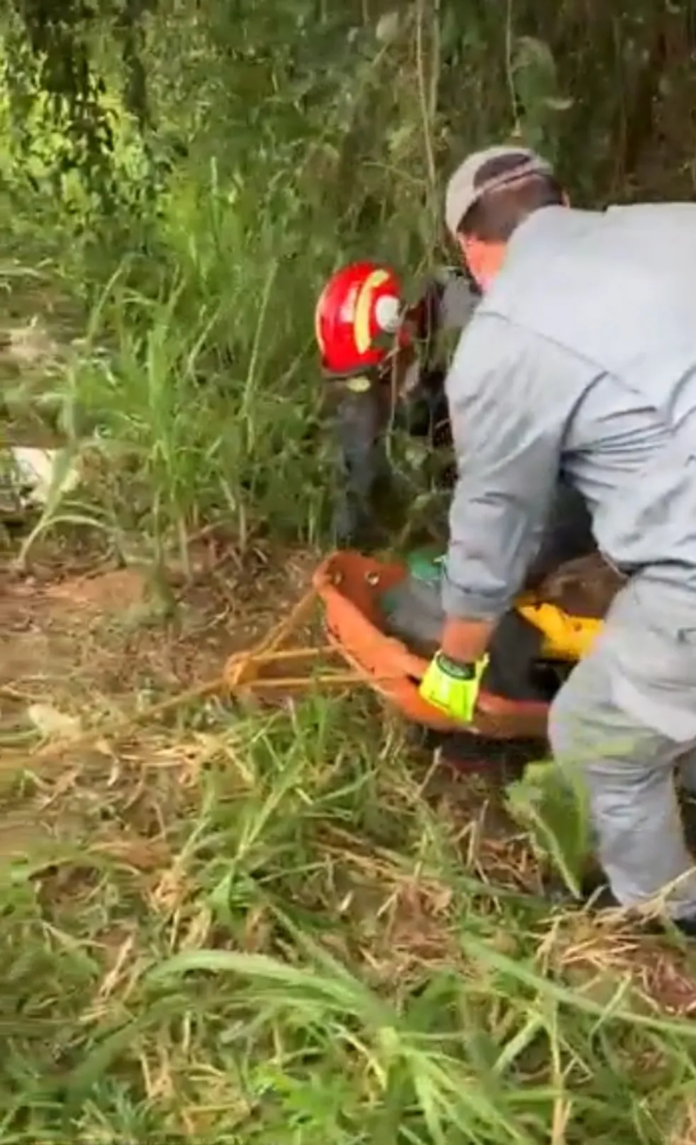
[345,375,372,393]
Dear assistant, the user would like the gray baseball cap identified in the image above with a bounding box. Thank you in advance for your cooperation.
[445,145,553,238]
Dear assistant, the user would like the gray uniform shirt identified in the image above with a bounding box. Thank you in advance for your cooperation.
[443,202,696,620]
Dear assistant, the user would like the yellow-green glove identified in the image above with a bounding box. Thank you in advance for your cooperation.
[419,651,489,724]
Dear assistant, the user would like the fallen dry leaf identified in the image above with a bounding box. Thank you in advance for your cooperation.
[27,702,82,741]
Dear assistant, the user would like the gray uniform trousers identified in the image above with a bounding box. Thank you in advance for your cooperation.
[549,572,696,919]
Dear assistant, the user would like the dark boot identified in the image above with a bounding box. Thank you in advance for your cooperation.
[560,869,696,937]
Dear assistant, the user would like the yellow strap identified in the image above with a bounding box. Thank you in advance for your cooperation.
[516,601,601,661]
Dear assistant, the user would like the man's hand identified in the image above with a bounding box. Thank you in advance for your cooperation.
[419,651,489,724]
[419,617,494,723]
[440,617,493,663]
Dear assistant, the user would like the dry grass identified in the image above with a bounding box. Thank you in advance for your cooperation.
[671,1100,696,1145]
[1,539,696,1141]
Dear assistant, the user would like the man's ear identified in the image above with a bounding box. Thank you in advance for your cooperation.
[459,235,506,291]
[460,234,482,285]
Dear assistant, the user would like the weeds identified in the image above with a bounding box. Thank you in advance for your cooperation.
[0,696,694,1142]
[2,1,696,1142]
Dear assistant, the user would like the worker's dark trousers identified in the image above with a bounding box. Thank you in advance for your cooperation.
[549,573,696,919]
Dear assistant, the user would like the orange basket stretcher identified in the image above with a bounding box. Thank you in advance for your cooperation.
[312,549,602,740]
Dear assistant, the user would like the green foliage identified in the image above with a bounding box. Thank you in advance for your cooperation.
[2,0,692,543]
[0,696,694,1143]
[506,760,592,896]
[2,7,696,1137]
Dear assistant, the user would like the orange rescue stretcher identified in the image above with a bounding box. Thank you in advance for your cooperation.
[312,549,603,740]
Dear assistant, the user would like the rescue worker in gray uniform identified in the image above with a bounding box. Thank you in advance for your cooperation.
[422,143,696,930]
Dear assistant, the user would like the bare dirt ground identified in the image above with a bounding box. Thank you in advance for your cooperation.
[0,533,318,711]
[0,532,319,858]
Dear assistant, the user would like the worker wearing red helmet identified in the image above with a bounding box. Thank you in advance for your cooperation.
[314,260,477,544]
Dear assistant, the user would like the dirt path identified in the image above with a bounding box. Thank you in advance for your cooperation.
[1,535,318,704]
[0,535,319,847]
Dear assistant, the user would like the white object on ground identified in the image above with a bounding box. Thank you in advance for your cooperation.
[5,446,81,508]
[27,703,83,741]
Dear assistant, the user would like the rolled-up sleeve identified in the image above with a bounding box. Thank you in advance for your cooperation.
[441,315,568,621]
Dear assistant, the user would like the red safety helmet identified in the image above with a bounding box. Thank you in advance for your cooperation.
[314,261,410,378]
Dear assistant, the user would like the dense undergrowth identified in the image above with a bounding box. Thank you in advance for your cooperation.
[4,0,696,555]
[1,1,696,1142]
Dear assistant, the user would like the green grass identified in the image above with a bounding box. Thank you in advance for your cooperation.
[1,697,696,1144]
[2,3,696,1142]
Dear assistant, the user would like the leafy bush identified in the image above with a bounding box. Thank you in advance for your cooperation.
[2,0,692,549]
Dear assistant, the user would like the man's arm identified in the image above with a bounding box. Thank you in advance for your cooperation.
[440,317,570,663]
